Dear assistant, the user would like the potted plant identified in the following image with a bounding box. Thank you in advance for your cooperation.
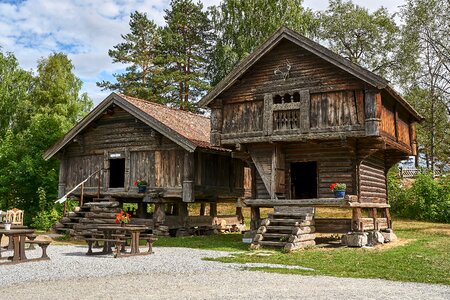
[115,210,131,227]
[134,179,148,193]
[4,219,11,230]
[330,183,346,198]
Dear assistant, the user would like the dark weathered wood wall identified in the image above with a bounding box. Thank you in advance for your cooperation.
[62,107,244,200]
[249,142,355,199]
[359,151,387,203]
[284,142,354,198]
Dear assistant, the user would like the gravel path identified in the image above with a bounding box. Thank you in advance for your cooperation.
[0,245,448,299]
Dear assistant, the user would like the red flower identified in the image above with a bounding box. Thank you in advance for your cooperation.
[330,183,337,191]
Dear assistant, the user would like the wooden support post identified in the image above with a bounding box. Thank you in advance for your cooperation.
[299,90,310,132]
[352,207,362,232]
[263,94,273,135]
[58,158,66,198]
[200,203,206,216]
[137,202,146,219]
[182,152,195,202]
[368,208,378,230]
[364,89,381,136]
[250,207,261,230]
[271,144,285,198]
[178,202,189,228]
[382,208,392,229]
[210,202,217,217]
[236,198,244,223]
[153,203,166,225]
[80,183,84,207]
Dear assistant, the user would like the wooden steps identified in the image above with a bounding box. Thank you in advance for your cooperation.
[251,209,316,252]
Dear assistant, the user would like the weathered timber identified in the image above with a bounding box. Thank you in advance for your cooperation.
[244,198,346,207]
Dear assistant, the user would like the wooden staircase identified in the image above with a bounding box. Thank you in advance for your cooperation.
[251,209,316,252]
[54,200,121,237]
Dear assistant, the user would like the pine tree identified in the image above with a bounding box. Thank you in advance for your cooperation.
[156,0,212,111]
[97,11,162,102]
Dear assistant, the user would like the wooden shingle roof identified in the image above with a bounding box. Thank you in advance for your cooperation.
[44,93,222,160]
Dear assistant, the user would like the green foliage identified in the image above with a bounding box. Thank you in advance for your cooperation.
[397,0,450,170]
[97,12,163,102]
[0,51,33,137]
[156,0,212,111]
[389,172,450,223]
[317,0,399,78]
[0,51,92,224]
[208,0,316,85]
[31,209,61,231]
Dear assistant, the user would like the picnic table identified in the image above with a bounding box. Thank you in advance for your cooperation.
[0,227,51,264]
[85,225,156,258]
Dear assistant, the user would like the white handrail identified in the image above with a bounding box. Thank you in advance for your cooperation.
[55,170,101,204]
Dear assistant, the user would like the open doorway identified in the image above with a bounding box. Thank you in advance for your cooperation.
[109,158,125,188]
[291,162,317,199]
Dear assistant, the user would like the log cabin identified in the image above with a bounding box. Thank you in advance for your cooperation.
[44,93,246,235]
[199,27,423,250]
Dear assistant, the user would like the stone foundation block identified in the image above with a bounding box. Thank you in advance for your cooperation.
[381,229,397,242]
[367,231,385,245]
[343,232,368,247]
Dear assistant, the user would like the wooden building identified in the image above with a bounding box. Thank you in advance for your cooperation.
[199,27,423,249]
[44,93,246,235]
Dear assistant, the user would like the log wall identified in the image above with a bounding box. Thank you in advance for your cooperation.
[359,151,387,203]
[249,142,356,199]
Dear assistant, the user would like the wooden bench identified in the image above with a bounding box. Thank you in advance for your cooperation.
[84,237,125,256]
[139,234,157,254]
[25,240,51,260]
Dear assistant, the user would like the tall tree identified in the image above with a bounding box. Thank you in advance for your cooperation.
[317,0,399,79]
[0,53,92,222]
[157,0,212,111]
[398,0,450,172]
[0,50,32,137]
[97,12,162,102]
[209,0,316,85]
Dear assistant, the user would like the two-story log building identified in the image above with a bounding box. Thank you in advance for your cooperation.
[199,27,423,249]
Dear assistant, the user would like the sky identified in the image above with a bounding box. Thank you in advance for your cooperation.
[0,0,405,105]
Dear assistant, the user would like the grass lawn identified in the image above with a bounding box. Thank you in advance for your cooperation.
[154,218,450,285]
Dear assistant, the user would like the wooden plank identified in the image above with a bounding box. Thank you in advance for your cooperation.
[244,198,346,207]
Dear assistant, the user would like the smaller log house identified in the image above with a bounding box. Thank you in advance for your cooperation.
[44,93,247,234]
[199,27,424,249]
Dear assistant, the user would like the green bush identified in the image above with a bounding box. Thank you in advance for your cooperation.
[31,208,61,231]
[389,172,450,223]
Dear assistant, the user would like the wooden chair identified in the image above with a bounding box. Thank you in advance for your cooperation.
[6,208,24,225]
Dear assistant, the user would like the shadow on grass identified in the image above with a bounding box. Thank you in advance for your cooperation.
[154,233,249,252]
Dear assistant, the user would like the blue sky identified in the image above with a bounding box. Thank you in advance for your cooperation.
[0,0,405,105]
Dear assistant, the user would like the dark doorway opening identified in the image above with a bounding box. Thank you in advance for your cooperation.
[291,162,317,199]
[109,159,125,188]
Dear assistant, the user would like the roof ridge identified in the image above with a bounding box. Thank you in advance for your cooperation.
[118,94,209,120]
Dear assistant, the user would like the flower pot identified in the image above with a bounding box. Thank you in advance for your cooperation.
[4,223,11,230]
[138,185,147,193]
[120,222,125,227]
[334,190,346,198]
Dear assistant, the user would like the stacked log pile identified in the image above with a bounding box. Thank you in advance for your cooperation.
[73,202,122,237]
[54,201,122,237]
[250,208,316,252]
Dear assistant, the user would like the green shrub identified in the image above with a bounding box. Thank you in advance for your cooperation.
[389,172,450,223]
[31,208,61,231]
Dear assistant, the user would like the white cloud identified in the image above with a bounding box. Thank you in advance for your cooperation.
[0,0,405,105]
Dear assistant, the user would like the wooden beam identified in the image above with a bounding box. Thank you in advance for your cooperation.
[182,152,195,202]
[364,89,381,136]
[244,198,346,207]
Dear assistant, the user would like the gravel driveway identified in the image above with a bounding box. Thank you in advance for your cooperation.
[0,245,448,299]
